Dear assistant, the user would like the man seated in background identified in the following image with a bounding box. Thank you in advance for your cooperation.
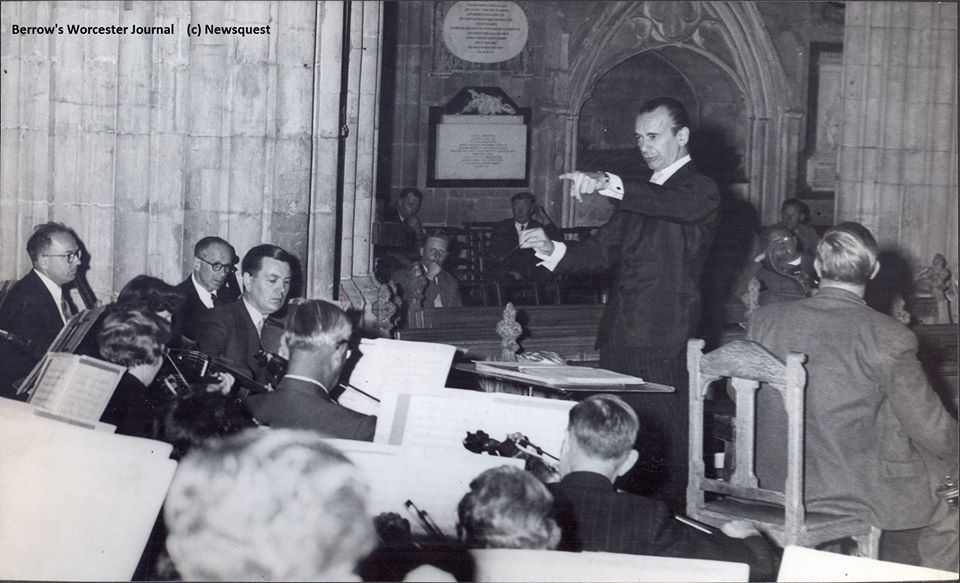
[390,234,462,326]
[775,198,819,260]
[549,394,779,581]
[376,188,428,280]
[195,244,293,385]
[175,236,239,341]
[164,428,377,581]
[458,465,561,550]
[747,222,958,571]
[0,222,83,400]
[487,192,562,281]
[244,299,376,441]
[735,225,817,311]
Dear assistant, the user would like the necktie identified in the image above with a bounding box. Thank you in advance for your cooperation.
[210,291,220,307]
[60,293,72,323]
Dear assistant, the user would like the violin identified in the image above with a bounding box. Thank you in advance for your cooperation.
[463,430,561,483]
[161,348,275,398]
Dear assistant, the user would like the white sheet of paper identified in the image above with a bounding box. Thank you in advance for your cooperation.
[28,353,125,425]
[323,439,524,537]
[375,388,574,458]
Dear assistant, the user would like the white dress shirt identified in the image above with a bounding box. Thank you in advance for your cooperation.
[191,274,216,309]
[242,298,267,337]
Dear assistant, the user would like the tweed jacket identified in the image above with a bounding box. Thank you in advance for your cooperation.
[747,286,959,530]
[244,376,376,441]
[553,162,719,352]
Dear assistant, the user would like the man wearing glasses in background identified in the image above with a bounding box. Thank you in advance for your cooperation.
[175,236,240,341]
[0,222,83,400]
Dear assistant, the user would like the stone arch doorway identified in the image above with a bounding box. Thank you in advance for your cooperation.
[553,1,797,227]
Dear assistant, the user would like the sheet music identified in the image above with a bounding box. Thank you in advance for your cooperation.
[345,338,456,403]
[28,353,125,425]
[375,388,574,457]
[323,439,524,537]
[475,361,645,386]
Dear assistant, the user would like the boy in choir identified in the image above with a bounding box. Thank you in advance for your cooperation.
[244,299,377,441]
[164,428,377,581]
[548,394,779,581]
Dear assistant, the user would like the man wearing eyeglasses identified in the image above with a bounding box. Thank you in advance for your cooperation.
[0,222,83,400]
[175,236,240,341]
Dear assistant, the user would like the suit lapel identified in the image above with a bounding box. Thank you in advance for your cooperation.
[26,271,66,334]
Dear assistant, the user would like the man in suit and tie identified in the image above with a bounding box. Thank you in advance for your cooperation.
[521,97,720,511]
[548,394,779,582]
[195,244,293,385]
[390,234,462,326]
[245,299,376,441]
[487,191,562,281]
[0,222,83,400]
[175,236,239,341]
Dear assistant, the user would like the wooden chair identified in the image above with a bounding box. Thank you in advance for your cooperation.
[686,338,881,558]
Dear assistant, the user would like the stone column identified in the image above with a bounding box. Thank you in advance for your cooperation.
[836,2,958,266]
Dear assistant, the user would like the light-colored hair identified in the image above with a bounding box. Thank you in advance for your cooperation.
[567,394,638,460]
[281,299,352,353]
[457,465,560,550]
[164,428,375,581]
[97,308,170,368]
[816,221,879,285]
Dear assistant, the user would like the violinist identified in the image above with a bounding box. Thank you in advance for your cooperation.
[194,244,293,384]
[0,222,83,400]
[244,299,376,441]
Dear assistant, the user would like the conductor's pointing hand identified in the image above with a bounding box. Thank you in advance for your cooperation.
[519,227,555,255]
[559,171,607,203]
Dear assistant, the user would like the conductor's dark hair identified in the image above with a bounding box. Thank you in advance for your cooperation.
[637,97,691,135]
[399,187,424,201]
[241,244,294,277]
[26,222,76,263]
[117,275,185,315]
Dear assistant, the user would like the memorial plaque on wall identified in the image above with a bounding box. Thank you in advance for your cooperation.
[428,87,530,187]
[433,1,531,76]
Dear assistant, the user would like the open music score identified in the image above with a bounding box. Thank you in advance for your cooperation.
[27,353,125,427]
[322,438,524,537]
[375,388,575,458]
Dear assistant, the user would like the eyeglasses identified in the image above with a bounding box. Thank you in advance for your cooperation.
[196,256,237,273]
[43,250,83,263]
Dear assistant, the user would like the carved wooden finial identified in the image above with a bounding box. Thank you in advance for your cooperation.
[371,281,400,337]
[496,302,522,361]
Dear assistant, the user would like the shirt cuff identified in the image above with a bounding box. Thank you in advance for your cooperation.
[535,241,567,271]
[598,172,624,200]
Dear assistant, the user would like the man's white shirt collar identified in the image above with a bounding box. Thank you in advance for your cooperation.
[650,154,691,185]
[191,274,216,309]
[242,298,267,336]
[34,269,67,323]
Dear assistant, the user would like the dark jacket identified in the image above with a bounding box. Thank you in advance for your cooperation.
[244,376,376,441]
[487,217,562,279]
[194,300,269,384]
[174,275,240,342]
[747,286,959,530]
[549,471,779,581]
[554,163,719,352]
[100,371,168,440]
[0,270,66,400]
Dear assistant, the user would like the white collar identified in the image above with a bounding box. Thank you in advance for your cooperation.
[650,154,691,185]
[191,274,216,309]
[242,297,268,332]
[33,268,63,302]
[282,374,330,395]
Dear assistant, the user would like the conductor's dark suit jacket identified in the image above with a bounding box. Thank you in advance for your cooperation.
[194,300,269,384]
[0,270,65,400]
[245,376,376,441]
[487,218,561,279]
[553,162,719,354]
[549,472,779,581]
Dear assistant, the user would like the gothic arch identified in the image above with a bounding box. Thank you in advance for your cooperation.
[559,1,797,225]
